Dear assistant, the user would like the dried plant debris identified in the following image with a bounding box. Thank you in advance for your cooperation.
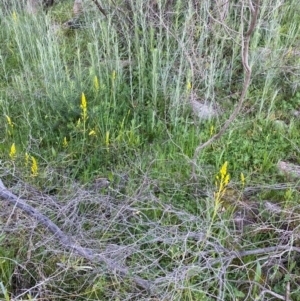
[277,160,300,180]
[189,92,221,121]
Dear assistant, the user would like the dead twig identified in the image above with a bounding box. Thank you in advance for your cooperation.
[90,0,107,17]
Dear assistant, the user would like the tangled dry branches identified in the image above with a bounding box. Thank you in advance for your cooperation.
[1,171,299,299]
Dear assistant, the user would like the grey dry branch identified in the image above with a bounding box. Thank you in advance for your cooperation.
[90,0,107,17]
[0,179,151,292]
[1,176,300,298]
[192,0,261,179]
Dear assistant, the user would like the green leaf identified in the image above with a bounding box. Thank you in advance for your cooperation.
[254,262,262,283]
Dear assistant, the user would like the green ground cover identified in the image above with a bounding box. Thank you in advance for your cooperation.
[0,0,300,300]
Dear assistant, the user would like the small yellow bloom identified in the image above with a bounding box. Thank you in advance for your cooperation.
[94,76,99,92]
[224,174,230,185]
[89,130,96,136]
[81,92,87,110]
[105,131,110,151]
[9,143,16,160]
[112,70,116,81]
[215,162,230,196]
[63,137,68,148]
[220,161,228,179]
[6,115,14,128]
[31,156,38,177]
[241,172,245,186]
[187,81,192,91]
[12,11,17,22]
[81,92,87,122]
[25,152,29,166]
[210,125,214,136]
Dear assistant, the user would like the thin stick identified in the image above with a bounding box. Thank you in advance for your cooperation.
[191,0,260,179]
[90,0,107,17]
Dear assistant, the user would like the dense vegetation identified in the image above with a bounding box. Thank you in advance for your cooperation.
[0,0,300,300]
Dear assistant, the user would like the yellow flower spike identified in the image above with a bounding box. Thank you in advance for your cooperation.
[241,172,245,187]
[80,92,88,123]
[220,161,228,179]
[105,131,110,151]
[31,156,38,177]
[81,92,87,111]
[12,11,17,22]
[94,76,99,92]
[9,143,16,160]
[187,81,192,91]
[89,130,96,136]
[63,137,68,148]
[220,181,225,191]
[6,115,14,128]
[25,152,29,166]
[225,174,230,185]
[210,125,214,136]
[214,162,230,204]
[211,161,230,226]
[112,70,116,81]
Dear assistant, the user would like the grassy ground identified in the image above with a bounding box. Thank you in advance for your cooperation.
[1,0,300,300]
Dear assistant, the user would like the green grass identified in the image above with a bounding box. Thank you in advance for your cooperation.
[1,0,300,300]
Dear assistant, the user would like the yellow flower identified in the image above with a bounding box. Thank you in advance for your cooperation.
[220,161,228,180]
[89,130,96,136]
[9,143,16,160]
[105,131,110,151]
[25,152,29,166]
[210,125,214,136]
[217,162,230,189]
[112,70,116,81]
[187,81,192,91]
[80,92,87,122]
[6,115,14,128]
[94,76,99,92]
[63,137,68,148]
[31,156,38,177]
[81,92,87,110]
[12,11,17,22]
[241,172,245,187]
[214,162,230,208]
